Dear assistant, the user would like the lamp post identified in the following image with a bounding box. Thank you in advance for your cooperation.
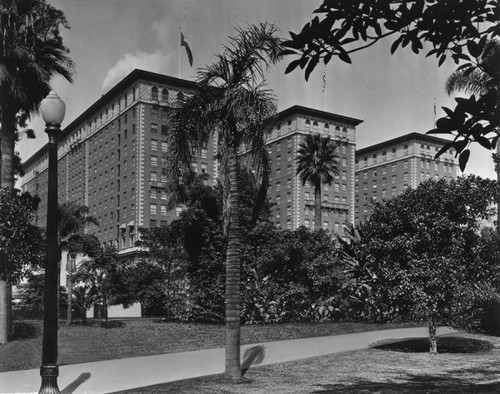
[39,90,65,394]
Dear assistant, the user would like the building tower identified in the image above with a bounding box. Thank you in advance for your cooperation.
[354,132,460,223]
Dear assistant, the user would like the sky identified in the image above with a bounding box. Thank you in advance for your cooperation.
[19,0,497,180]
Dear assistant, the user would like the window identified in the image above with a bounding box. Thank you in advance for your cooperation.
[201,148,207,159]
[342,171,347,180]
[150,204,157,215]
[150,219,157,227]
[150,172,158,181]
[176,206,183,217]
[287,193,292,203]
[151,107,159,117]
[287,179,292,189]
[201,163,208,173]
[161,205,167,215]
[151,86,158,100]
[305,191,310,200]
[161,125,168,136]
[161,88,168,101]
[287,207,291,216]
[276,182,281,192]
[323,221,329,230]
[151,123,158,134]
[304,219,310,227]
[151,156,158,166]
[161,141,168,153]
[334,183,340,192]
[151,139,158,151]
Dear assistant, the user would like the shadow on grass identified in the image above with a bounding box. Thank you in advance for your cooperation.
[100,320,125,329]
[372,336,494,353]
[9,321,38,340]
[312,374,500,393]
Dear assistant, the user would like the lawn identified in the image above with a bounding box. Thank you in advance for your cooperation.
[0,318,422,372]
[115,334,500,393]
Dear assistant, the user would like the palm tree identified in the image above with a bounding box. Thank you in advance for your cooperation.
[445,39,500,233]
[58,202,99,325]
[167,22,282,379]
[0,0,74,343]
[297,133,340,230]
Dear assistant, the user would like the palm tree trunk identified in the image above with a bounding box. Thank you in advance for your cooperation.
[225,154,242,380]
[314,181,322,230]
[0,111,16,344]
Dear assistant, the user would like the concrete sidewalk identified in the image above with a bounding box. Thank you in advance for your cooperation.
[0,326,455,394]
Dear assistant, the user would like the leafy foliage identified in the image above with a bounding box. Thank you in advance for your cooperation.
[72,245,122,326]
[284,0,500,168]
[14,273,67,319]
[0,188,44,283]
[357,177,499,334]
[241,223,349,323]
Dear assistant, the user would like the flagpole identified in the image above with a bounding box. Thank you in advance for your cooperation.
[322,66,327,111]
[178,27,181,78]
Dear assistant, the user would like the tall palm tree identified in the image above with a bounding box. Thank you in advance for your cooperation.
[58,202,99,325]
[0,0,74,343]
[297,133,340,230]
[445,39,500,233]
[167,22,282,379]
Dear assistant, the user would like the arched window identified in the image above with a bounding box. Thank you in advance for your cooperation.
[161,88,168,102]
[151,86,159,100]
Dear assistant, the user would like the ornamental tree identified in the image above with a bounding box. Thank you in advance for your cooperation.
[357,176,498,352]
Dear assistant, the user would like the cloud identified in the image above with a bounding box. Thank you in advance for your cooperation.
[101,49,174,93]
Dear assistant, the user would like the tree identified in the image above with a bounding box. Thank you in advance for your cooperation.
[0,188,45,339]
[444,39,500,232]
[0,0,74,343]
[357,176,498,352]
[296,133,340,230]
[130,225,191,319]
[73,245,121,327]
[166,22,283,379]
[0,189,45,282]
[58,202,99,324]
[283,0,499,168]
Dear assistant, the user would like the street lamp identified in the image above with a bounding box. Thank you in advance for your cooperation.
[39,90,65,394]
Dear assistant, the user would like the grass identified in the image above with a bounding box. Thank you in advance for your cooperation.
[115,334,500,393]
[0,318,422,372]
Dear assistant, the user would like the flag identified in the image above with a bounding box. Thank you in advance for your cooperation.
[322,66,327,92]
[180,31,193,67]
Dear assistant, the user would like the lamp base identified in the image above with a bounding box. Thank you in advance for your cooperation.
[39,364,60,394]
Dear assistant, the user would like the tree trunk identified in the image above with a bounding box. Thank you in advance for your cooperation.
[225,154,242,380]
[66,254,73,325]
[0,112,16,344]
[314,181,322,230]
[497,140,499,235]
[428,314,437,354]
[103,297,108,327]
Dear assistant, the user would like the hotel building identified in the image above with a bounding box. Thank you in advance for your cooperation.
[21,70,363,257]
[354,132,460,223]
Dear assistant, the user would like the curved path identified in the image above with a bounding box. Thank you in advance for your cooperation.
[0,326,455,393]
